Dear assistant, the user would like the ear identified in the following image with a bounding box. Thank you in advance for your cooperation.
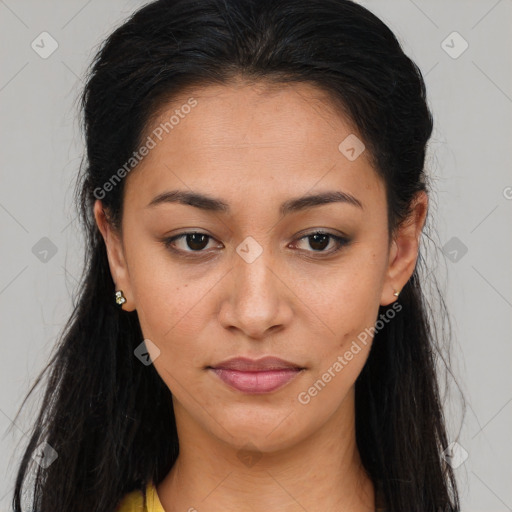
[380,190,428,306]
[93,200,136,312]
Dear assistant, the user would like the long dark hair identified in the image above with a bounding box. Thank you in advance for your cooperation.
[11,0,464,510]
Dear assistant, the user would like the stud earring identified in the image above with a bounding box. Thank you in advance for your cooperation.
[115,290,127,306]
[393,289,400,297]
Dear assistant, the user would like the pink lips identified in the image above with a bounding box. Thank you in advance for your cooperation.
[208,356,305,394]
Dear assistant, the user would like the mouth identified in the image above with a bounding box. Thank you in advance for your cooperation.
[207,356,306,394]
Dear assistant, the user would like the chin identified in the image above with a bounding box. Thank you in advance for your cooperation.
[210,407,310,453]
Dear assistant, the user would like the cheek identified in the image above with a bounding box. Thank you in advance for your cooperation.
[126,251,213,363]
[320,263,383,336]
[298,297,377,417]
[136,281,209,348]
[133,273,211,395]
[305,254,384,383]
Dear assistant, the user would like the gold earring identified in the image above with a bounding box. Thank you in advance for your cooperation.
[393,289,400,297]
[115,290,127,306]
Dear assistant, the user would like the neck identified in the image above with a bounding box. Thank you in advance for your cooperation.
[157,387,375,512]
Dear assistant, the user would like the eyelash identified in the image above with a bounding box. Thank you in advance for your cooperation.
[162,230,350,258]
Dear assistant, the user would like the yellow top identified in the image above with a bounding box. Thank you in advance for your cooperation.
[115,479,387,511]
[115,481,165,512]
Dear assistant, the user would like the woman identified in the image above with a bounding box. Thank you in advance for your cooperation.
[11,0,462,510]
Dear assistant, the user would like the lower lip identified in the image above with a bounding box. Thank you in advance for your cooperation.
[209,368,303,394]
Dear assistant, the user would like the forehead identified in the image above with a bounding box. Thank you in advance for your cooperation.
[148,80,359,156]
[125,80,385,215]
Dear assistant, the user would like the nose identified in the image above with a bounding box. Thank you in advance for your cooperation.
[217,240,293,340]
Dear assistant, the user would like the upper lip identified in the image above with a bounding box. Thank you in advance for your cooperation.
[209,356,304,371]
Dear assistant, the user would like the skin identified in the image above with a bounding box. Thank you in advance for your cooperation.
[95,79,427,512]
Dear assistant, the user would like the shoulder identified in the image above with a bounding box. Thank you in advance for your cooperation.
[115,481,166,512]
[115,487,145,512]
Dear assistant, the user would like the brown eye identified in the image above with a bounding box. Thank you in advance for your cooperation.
[306,233,330,251]
[163,232,217,253]
[163,230,349,259]
[294,231,349,255]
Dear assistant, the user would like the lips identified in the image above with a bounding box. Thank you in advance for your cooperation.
[209,356,304,372]
[208,356,305,394]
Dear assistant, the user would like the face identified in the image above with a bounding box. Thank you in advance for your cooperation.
[95,80,426,453]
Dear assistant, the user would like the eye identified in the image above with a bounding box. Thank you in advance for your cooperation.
[163,232,220,254]
[162,230,350,258]
[292,231,350,255]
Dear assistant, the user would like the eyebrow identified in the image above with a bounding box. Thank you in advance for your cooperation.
[146,189,363,215]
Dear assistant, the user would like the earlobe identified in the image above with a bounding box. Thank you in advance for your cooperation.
[93,200,136,311]
[380,191,428,306]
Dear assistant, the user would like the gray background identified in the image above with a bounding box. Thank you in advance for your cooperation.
[0,1,511,510]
